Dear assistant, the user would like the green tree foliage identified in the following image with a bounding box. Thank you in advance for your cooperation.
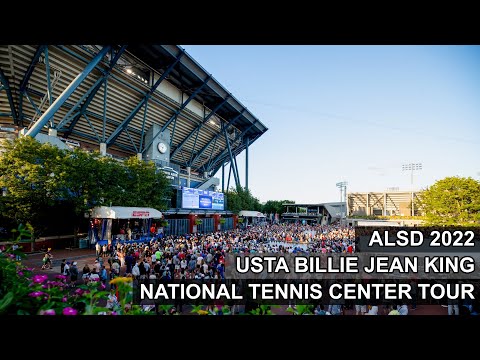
[417,176,480,226]
[262,200,295,215]
[121,157,171,209]
[0,137,171,236]
[225,186,262,214]
[0,137,64,235]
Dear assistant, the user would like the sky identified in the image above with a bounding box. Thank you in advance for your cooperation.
[181,45,480,204]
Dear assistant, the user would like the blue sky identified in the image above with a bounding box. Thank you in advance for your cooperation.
[182,46,480,203]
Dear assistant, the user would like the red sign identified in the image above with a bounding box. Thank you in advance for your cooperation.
[132,211,150,218]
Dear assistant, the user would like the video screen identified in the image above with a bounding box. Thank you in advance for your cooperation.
[181,187,224,210]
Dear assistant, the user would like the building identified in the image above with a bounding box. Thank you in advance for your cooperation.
[347,190,421,217]
[0,45,268,235]
[282,202,345,225]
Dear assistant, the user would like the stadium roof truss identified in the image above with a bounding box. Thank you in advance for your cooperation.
[0,45,267,185]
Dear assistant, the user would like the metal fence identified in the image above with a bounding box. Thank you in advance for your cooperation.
[197,218,214,234]
[222,217,234,231]
[163,219,190,236]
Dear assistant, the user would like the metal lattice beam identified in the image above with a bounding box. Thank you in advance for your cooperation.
[106,49,185,146]
[26,46,111,138]
[204,120,257,173]
[189,109,246,170]
[0,68,18,123]
[17,45,47,126]
[141,74,212,153]
[224,123,240,187]
[170,95,230,160]
[59,46,127,137]
[209,128,261,176]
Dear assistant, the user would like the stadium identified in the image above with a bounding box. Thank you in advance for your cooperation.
[0,45,268,238]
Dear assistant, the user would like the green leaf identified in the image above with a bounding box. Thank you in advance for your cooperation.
[0,292,14,313]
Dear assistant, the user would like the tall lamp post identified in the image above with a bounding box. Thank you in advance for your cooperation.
[336,181,348,221]
[402,163,422,216]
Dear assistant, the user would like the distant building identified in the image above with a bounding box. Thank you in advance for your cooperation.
[282,202,345,225]
[347,190,421,217]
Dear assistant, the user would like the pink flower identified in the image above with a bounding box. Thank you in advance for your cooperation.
[62,296,67,302]
[55,275,67,280]
[74,288,83,296]
[8,254,15,259]
[41,309,56,315]
[28,291,45,298]
[33,275,48,284]
[111,311,117,316]
[99,283,106,290]
[62,307,78,316]
[42,284,48,289]
[18,271,24,276]
[25,267,34,271]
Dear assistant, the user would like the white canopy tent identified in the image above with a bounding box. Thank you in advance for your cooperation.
[238,210,266,227]
[238,210,266,218]
[90,206,162,219]
[88,206,163,243]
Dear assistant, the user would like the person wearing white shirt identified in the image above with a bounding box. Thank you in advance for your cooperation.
[180,259,187,270]
[365,306,378,315]
[397,304,408,315]
[89,269,100,282]
[132,263,140,278]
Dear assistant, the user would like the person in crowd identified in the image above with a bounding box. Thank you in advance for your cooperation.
[63,261,70,277]
[70,262,79,287]
[89,268,100,282]
[60,259,66,275]
[100,265,108,285]
[82,263,91,284]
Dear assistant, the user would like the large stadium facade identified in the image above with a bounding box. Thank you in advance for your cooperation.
[0,45,267,235]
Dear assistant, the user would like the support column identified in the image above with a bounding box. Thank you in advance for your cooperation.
[222,164,225,193]
[366,193,370,216]
[213,214,221,231]
[227,164,232,190]
[188,214,196,234]
[187,166,191,188]
[233,155,240,188]
[233,214,238,229]
[411,192,415,216]
[245,136,249,190]
[137,153,142,161]
[383,193,387,216]
[100,143,107,156]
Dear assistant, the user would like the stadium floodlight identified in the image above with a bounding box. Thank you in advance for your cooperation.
[336,181,348,219]
[402,163,422,188]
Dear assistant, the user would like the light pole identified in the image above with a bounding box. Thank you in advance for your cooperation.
[402,163,422,216]
[402,163,422,189]
[336,181,348,220]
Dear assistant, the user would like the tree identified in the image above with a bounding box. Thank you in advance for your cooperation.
[225,186,262,214]
[0,137,172,241]
[120,157,171,209]
[262,200,295,215]
[0,137,65,238]
[416,176,480,226]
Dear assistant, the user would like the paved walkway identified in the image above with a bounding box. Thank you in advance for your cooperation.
[24,248,448,315]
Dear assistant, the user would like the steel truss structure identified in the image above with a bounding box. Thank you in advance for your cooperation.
[0,45,267,189]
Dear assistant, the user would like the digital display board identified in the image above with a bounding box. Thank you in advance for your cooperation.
[181,187,224,210]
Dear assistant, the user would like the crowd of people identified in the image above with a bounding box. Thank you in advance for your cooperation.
[41,222,479,315]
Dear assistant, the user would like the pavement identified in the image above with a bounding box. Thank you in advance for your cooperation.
[23,248,448,315]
